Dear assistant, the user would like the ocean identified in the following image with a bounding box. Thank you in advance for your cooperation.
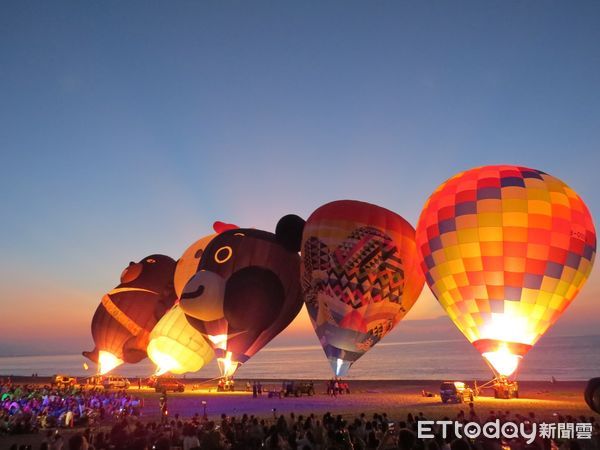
[1,334,598,381]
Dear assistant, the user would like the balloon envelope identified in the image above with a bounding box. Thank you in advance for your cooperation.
[301,200,424,376]
[179,221,304,377]
[416,165,596,377]
[147,305,214,375]
[83,254,177,374]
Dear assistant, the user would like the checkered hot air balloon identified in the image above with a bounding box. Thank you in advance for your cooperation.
[301,200,424,376]
[415,165,596,377]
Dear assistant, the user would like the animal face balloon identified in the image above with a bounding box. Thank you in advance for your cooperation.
[83,254,177,374]
[416,165,596,377]
[178,215,305,377]
[301,200,424,376]
[147,223,237,375]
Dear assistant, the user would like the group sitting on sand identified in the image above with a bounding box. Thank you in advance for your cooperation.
[5,403,600,450]
[0,379,142,435]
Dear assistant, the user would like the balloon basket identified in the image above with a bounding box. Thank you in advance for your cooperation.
[475,376,519,399]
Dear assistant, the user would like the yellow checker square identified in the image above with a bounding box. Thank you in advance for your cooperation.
[478,227,503,242]
[532,304,546,320]
[443,244,462,262]
[480,241,503,256]
[555,280,570,297]
[540,276,559,294]
[477,212,503,227]
[502,211,528,227]
[525,185,551,201]
[447,259,466,275]
[549,294,566,310]
[527,199,552,215]
[502,198,529,213]
[521,287,539,304]
[457,228,480,244]
[442,274,457,290]
[559,266,577,284]
[535,290,552,307]
[549,191,570,207]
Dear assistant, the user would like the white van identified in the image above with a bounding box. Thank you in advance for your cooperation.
[102,375,130,390]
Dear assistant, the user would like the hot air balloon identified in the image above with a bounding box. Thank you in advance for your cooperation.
[301,200,425,376]
[83,254,177,374]
[147,305,214,375]
[416,165,596,378]
[146,223,237,375]
[179,215,305,377]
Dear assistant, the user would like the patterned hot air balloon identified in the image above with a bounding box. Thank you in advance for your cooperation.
[416,165,596,377]
[301,200,424,376]
[146,222,237,375]
[83,255,177,374]
[179,215,305,377]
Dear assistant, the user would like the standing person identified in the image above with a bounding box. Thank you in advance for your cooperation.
[159,391,168,424]
[252,381,258,398]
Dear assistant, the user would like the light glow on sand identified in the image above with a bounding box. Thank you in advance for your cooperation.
[98,350,123,375]
[482,344,522,377]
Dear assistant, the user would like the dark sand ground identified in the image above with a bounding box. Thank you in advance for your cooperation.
[0,378,596,447]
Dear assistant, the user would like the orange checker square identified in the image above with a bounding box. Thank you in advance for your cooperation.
[528,213,552,230]
[482,255,504,271]
[466,271,486,286]
[502,226,528,242]
[486,284,505,300]
[475,298,492,313]
[551,216,572,234]
[452,271,470,287]
[504,257,526,273]
[477,199,503,214]
[456,215,478,229]
[455,188,477,203]
[501,186,528,200]
[527,228,551,245]
[462,256,483,271]
[504,271,525,287]
[503,241,527,257]
[548,246,568,264]
[550,231,571,249]
[526,243,550,260]
[480,241,503,256]
[525,258,546,275]
[483,271,504,286]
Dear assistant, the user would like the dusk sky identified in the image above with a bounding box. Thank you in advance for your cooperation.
[1,1,598,356]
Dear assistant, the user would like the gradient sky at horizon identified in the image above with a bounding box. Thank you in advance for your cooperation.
[1,1,599,356]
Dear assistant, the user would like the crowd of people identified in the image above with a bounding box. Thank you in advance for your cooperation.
[0,379,143,435]
[4,404,600,450]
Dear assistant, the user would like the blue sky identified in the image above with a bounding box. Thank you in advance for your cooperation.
[0,1,598,355]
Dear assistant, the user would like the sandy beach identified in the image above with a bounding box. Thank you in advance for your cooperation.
[1,377,595,447]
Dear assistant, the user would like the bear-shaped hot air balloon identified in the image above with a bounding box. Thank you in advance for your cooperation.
[147,222,238,375]
[301,200,424,376]
[178,215,305,377]
[416,165,596,378]
[83,254,177,374]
